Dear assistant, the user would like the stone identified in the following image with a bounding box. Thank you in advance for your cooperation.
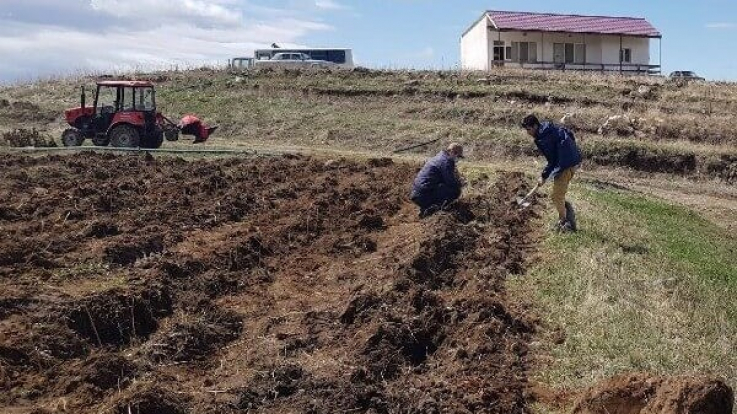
[600,114,634,135]
[637,85,653,98]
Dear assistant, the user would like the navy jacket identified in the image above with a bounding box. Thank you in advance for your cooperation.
[411,151,461,197]
[535,122,582,180]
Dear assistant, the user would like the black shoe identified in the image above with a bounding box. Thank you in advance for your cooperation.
[565,201,577,232]
[560,221,574,233]
[552,219,574,233]
[419,205,440,219]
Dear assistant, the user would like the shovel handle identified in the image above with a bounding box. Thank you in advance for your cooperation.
[522,182,541,201]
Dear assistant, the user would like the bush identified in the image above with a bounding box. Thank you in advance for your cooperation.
[1,128,57,147]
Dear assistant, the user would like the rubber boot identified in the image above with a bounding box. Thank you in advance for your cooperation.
[565,201,577,232]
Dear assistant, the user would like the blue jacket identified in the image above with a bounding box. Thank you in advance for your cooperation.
[535,122,582,180]
[411,151,461,197]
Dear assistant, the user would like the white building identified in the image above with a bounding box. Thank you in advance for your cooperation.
[461,10,662,74]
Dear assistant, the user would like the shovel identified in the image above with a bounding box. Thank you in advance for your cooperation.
[516,183,541,210]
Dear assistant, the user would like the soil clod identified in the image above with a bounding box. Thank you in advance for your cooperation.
[573,373,734,414]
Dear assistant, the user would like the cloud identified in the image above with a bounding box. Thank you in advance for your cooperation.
[0,0,111,31]
[705,22,736,29]
[0,0,333,82]
[315,0,347,10]
[90,0,243,26]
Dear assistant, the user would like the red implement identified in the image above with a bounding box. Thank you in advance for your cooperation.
[179,115,218,143]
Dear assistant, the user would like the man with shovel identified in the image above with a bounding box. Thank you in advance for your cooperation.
[520,115,582,232]
[410,143,465,218]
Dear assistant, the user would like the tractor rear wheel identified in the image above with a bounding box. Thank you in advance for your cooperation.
[141,130,164,149]
[109,125,140,148]
[61,129,84,147]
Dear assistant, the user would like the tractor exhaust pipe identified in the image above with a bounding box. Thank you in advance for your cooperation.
[81,86,86,109]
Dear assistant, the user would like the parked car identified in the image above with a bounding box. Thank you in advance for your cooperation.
[230,57,254,71]
[253,53,336,69]
[669,71,705,81]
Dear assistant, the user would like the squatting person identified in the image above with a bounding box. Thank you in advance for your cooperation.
[410,143,465,218]
[521,114,582,232]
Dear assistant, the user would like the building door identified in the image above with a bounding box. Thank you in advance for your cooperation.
[565,43,575,64]
[519,42,529,63]
[553,43,565,64]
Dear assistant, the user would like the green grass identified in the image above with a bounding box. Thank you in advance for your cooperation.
[510,181,736,409]
[592,190,736,291]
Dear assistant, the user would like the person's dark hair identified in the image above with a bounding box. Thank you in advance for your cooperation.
[521,114,540,129]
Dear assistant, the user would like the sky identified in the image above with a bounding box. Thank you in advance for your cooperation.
[0,0,735,82]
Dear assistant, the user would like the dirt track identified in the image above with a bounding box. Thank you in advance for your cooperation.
[0,153,540,413]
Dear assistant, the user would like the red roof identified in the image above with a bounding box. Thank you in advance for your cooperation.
[96,81,154,87]
[486,10,661,38]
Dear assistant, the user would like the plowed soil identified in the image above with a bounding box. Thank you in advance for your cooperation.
[573,373,734,414]
[0,153,540,414]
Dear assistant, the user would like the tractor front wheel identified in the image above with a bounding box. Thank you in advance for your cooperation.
[109,125,140,148]
[61,129,84,147]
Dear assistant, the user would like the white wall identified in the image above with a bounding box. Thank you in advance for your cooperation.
[491,31,596,64]
[488,30,652,67]
[460,17,489,70]
[586,36,603,64]
[600,35,650,65]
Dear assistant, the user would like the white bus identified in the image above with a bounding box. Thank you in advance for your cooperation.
[254,48,354,69]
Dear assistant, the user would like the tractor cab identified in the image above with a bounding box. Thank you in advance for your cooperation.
[95,82,155,134]
[63,80,214,149]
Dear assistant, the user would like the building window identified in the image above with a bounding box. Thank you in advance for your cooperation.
[493,41,505,61]
[505,46,512,61]
[511,42,538,63]
[555,43,586,65]
[620,48,632,63]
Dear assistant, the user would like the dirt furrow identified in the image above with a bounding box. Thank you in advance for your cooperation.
[0,154,539,414]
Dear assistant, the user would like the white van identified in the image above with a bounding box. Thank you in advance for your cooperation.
[253,48,354,69]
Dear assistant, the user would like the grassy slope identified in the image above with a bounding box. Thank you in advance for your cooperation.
[1,69,736,181]
[509,179,736,410]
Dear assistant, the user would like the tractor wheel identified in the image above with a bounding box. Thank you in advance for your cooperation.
[92,134,110,147]
[109,125,140,148]
[61,129,84,147]
[141,131,164,149]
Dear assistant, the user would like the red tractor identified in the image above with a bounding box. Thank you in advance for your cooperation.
[63,80,216,148]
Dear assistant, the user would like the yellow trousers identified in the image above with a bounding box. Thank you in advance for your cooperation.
[551,167,576,221]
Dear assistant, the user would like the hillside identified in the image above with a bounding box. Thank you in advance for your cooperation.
[0,69,735,414]
[1,68,736,182]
